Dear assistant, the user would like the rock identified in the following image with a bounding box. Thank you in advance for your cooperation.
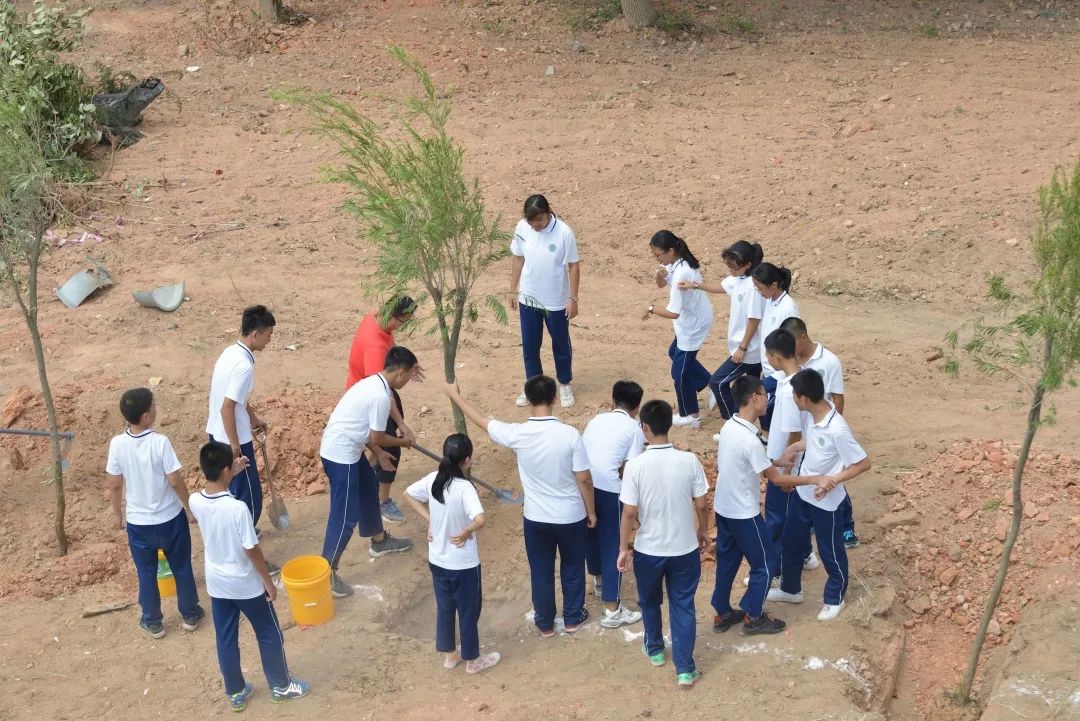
[878,94,892,102]
[1035,511,1050,523]
[843,219,855,228]
[1005,237,1019,247]
[1023,503,1038,519]
[1,387,32,427]
[994,516,1010,541]
[8,447,26,471]
[871,584,897,616]
[947,544,963,562]
[878,510,919,529]
[571,40,585,53]
[305,481,327,496]
[956,508,976,522]
[938,567,959,586]
[178,44,190,57]
[987,619,1001,636]
[906,595,931,614]
[544,65,555,77]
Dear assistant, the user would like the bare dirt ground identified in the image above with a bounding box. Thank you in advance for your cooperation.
[2,0,1079,719]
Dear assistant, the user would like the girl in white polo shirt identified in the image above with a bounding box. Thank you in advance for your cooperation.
[405,434,500,674]
[681,241,765,420]
[751,262,799,432]
[509,194,581,409]
[642,231,714,428]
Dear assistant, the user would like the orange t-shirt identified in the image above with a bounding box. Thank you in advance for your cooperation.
[346,314,393,389]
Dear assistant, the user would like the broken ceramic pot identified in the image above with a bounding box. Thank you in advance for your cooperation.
[132,282,185,312]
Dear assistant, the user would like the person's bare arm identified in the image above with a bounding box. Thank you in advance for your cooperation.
[451,513,486,547]
[244,544,277,601]
[733,317,761,364]
[221,398,241,458]
[566,262,580,319]
[107,474,124,529]
[832,393,846,415]
[677,279,725,293]
[370,429,412,449]
[166,471,193,522]
[403,494,430,524]
[443,383,497,433]
[616,503,639,572]
[576,470,596,528]
[509,255,524,310]
[694,495,709,550]
[828,457,871,485]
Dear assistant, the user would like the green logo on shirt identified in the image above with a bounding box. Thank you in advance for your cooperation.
[548,243,556,252]
[817,436,827,447]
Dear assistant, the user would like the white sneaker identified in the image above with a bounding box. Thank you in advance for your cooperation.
[767,588,804,604]
[672,414,701,428]
[600,605,643,628]
[707,393,717,411]
[803,552,820,570]
[743,575,781,588]
[559,384,575,408]
[590,575,601,596]
[817,601,845,621]
[712,433,723,442]
[516,391,528,407]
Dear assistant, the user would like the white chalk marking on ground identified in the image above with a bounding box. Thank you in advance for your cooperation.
[999,679,1080,708]
[352,585,384,602]
[623,629,644,642]
[699,641,871,701]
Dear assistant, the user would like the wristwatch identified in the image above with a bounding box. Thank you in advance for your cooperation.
[568,296,578,302]
[647,305,654,315]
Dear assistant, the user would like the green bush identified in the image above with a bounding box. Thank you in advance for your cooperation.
[0,1,100,164]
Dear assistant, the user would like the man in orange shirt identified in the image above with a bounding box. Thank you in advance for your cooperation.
[346,296,422,524]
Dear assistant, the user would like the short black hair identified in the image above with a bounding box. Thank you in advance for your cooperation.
[639,399,673,436]
[764,329,796,359]
[200,441,233,482]
[612,380,644,412]
[732,374,763,408]
[120,387,153,425]
[383,346,418,371]
[241,305,276,336]
[791,369,825,403]
[523,194,552,221]
[389,295,417,318]
[779,316,807,337]
[524,374,557,406]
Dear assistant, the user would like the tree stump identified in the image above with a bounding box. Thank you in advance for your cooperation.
[252,0,282,23]
[621,0,657,27]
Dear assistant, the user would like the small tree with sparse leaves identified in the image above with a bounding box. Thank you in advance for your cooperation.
[274,47,510,432]
[0,98,70,556]
[944,160,1080,705]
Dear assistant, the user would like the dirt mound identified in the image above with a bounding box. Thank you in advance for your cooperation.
[884,440,1080,705]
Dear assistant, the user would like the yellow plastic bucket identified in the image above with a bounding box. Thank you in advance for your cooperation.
[156,549,176,598]
[281,555,334,626]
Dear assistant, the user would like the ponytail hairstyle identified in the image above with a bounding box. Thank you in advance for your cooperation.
[649,230,701,269]
[523,194,552,221]
[721,241,764,276]
[752,262,792,292]
[431,433,474,504]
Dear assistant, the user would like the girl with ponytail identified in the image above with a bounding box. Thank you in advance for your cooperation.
[677,240,766,420]
[751,262,800,431]
[404,434,500,674]
[642,230,715,427]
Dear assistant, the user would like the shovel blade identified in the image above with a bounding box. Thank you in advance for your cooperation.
[268,498,289,530]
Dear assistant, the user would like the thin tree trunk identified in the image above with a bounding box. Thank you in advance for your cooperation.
[252,0,282,22]
[621,0,658,28]
[446,294,467,434]
[29,318,68,556]
[957,335,1051,703]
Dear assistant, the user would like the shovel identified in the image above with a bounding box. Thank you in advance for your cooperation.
[412,443,523,505]
[255,431,290,530]
[0,427,75,475]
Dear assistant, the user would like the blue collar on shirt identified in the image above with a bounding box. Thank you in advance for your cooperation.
[543,214,557,233]
[644,443,672,451]
[200,490,233,500]
[376,372,391,396]
[528,416,559,422]
[812,403,839,428]
[125,429,155,439]
[236,341,255,364]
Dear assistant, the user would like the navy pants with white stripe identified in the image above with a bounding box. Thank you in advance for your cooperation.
[668,339,711,417]
[211,593,290,694]
[523,517,587,631]
[760,374,778,432]
[321,456,383,569]
[634,549,701,676]
[710,513,777,619]
[430,563,483,660]
[764,481,814,576]
[212,438,263,528]
[780,493,849,605]
[709,358,763,420]
[126,510,201,625]
[519,303,573,385]
[585,488,622,604]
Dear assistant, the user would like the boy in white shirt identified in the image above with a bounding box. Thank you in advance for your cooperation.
[616,400,709,689]
[711,375,830,636]
[404,433,500,674]
[768,370,871,621]
[320,346,417,597]
[780,316,859,548]
[205,304,275,569]
[106,388,203,639]
[445,375,596,637]
[189,441,309,712]
[582,381,646,628]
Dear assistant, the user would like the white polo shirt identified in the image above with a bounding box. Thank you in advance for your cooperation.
[797,404,867,511]
[406,472,484,570]
[665,259,713,352]
[206,342,256,445]
[803,343,845,400]
[105,429,183,526]
[714,417,772,519]
[760,292,800,376]
[189,490,265,600]
[320,373,392,464]
[511,215,580,312]
[620,444,708,557]
[582,409,646,494]
[767,373,803,461]
[487,416,589,524]
[721,275,766,364]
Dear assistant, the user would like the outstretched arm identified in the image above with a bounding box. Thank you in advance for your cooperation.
[443,382,497,433]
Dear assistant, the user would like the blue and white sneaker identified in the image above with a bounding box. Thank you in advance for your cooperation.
[380,499,406,525]
[229,682,253,712]
[271,678,310,704]
[139,620,166,639]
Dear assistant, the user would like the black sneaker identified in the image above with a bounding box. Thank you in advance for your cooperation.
[564,607,590,634]
[140,620,166,639]
[742,613,786,635]
[266,561,282,576]
[844,530,860,549]
[330,571,354,599]
[712,610,740,633]
[182,605,206,631]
